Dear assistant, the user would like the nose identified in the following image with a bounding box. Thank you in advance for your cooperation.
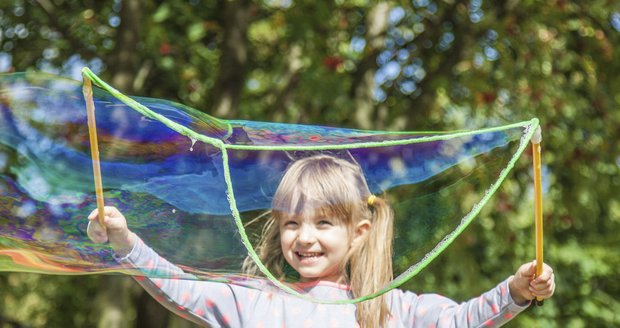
[297,224,316,244]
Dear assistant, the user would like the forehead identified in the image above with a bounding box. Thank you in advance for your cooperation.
[275,198,349,223]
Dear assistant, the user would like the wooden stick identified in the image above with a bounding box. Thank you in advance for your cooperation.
[531,127,544,305]
[83,75,106,229]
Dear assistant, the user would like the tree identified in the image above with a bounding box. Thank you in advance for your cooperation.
[1,0,619,326]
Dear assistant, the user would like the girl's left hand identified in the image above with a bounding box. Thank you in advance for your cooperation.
[509,260,555,305]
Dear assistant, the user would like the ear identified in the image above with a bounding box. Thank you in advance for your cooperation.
[351,219,371,247]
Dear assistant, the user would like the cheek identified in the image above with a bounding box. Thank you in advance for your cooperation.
[279,229,294,248]
[325,229,352,251]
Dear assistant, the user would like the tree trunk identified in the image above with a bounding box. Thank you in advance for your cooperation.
[135,285,172,328]
[95,276,133,328]
[351,2,390,129]
[211,0,252,118]
[110,0,142,94]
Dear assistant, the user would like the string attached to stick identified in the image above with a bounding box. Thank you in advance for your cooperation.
[82,70,106,230]
[531,127,544,306]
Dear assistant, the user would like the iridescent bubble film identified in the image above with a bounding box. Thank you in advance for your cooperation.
[0,71,537,300]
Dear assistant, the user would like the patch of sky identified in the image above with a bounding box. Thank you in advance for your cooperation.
[384,61,401,80]
[13,5,25,17]
[13,26,24,39]
[109,15,121,28]
[350,36,366,53]
[392,31,407,47]
[43,47,59,60]
[397,49,409,62]
[47,54,105,80]
[485,29,498,42]
[413,13,423,23]
[473,52,484,67]
[375,61,401,85]
[0,53,11,72]
[247,78,260,91]
[3,26,15,39]
[37,60,59,75]
[402,59,425,82]
[402,29,415,43]
[377,50,393,66]
[611,12,620,32]
[399,80,417,95]
[497,89,510,105]
[264,0,293,9]
[437,31,454,52]
[412,66,426,82]
[389,7,405,25]
[468,0,484,23]
[427,2,437,14]
[39,26,60,40]
[373,86,387,102]
[113,0,122,12]
[14,23,29,39]
[403,65,415,78]
[3,41,14,52]
[483,45,499,61]
[412,0,429,8]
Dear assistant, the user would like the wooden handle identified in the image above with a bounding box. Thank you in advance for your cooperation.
[531,130,544,305]
[83,76,106,229]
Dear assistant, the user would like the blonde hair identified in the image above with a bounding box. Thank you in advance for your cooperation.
[243,155,394,327]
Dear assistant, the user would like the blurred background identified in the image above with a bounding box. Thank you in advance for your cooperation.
[0,0,619,327]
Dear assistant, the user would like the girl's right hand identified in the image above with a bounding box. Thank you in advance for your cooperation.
[87,206,136,257]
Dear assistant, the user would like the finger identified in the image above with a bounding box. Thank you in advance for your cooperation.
[534,265,554,282]
[104,206,120,216]
[87,220,108,243]
[519,260,537,277]
[531,284,554,299]
[531,270,553,284]
[530,277,555,296]
[88,208,100,221]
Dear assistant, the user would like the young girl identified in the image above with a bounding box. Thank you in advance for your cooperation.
[88,155,555,327]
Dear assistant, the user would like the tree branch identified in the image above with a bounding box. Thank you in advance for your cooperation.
[34,0,98,59]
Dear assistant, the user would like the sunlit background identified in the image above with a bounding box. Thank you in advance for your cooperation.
[1,1,619,327]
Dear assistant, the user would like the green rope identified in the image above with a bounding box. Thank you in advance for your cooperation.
[81,67,538,304]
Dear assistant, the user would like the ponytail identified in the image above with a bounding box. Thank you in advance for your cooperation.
[349,195,394,327]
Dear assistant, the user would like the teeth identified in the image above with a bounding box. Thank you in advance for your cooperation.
[297,252,322,257]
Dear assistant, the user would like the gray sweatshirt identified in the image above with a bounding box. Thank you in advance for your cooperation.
[117,237,529,327]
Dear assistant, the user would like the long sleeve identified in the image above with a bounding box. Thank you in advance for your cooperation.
[114,237,530,327]
[393,278,530,327]
[115,237,245,327]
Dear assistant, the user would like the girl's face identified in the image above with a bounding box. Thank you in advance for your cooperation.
[279,214,350,283]
[279,214,369,283]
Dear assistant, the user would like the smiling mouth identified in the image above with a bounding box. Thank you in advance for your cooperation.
[295,251,324,260]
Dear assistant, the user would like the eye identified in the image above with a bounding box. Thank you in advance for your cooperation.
[318,219,333,226]
[283,220,298,227]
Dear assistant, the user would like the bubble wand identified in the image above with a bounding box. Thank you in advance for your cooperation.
[531,127,544,305]
[82,69,106,230]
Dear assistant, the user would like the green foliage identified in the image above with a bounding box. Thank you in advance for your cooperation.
[1,0,620,326]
